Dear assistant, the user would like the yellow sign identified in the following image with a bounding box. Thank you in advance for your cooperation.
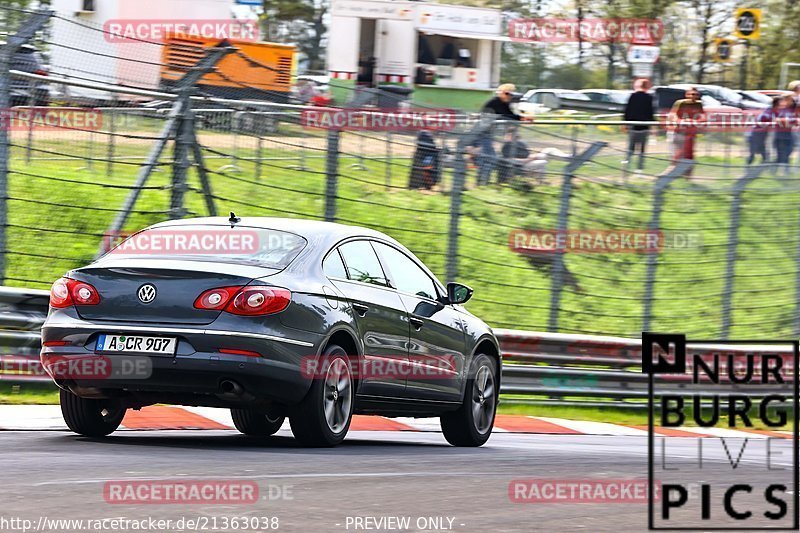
[713,38,734,62]
[734,8,761,39]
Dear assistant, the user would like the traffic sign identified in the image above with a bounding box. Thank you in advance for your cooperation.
[627,45,660,64]
[734,8,761,39]
[632,63,654,77]
[713,38,734,62]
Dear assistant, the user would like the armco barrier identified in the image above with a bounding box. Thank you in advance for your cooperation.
[496,328,794,408]
[0,288,793,407]
[0,286,50,383]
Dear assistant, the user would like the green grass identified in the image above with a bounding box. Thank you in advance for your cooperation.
[0,382,59,404]
[497,402,649,425]
[5,127,800,339]
[498,402,793,430]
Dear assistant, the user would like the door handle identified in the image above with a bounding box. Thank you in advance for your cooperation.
[351,303,369,316]
[409,316,424,330]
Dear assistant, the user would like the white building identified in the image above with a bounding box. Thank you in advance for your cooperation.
[327,0,507,107]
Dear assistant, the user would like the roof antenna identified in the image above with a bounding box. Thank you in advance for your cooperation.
[229,211,240,227]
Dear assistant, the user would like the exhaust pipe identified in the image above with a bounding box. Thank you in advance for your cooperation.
[220,380,244,396]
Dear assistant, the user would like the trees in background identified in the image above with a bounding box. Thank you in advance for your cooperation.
[260,0,327,72]
[255,0,798,89]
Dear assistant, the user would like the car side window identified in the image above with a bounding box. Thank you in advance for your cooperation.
[373,243,437,301]
[323,249,347,279]
[338,240,389,286]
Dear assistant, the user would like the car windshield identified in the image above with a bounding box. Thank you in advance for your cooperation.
[105,225,308,268]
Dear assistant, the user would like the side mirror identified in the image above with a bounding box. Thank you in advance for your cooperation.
[446,282,473,305]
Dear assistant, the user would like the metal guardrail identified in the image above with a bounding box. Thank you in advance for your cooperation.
[497,328,794,409]
[0,288,794,407]
[0,286,49,383]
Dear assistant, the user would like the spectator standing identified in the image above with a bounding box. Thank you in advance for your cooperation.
[773,94,796,174]
[789,80,800,106]
[668,87,704,174]
[746,97,778,165]
[789,80,800,167]
[476,83,522,185]
[622,78,655,172]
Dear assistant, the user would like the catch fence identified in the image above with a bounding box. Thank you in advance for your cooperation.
[1,7,799,341]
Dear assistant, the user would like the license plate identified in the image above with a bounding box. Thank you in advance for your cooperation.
[96,334,177,355]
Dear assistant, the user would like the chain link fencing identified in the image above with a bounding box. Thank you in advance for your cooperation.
[1,6,799,341]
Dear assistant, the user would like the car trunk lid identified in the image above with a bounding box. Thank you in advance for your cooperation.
[70,259,278,325]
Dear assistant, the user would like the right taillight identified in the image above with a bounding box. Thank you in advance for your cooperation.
[50,277,101,308]
[227,286,291,316]
[194,285,291,316]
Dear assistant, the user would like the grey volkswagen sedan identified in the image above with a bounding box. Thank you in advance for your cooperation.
[41,216,500,447]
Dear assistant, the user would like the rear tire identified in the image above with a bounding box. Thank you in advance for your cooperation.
[231,408,285,436]
[440,353,497,447]
[60,389,126,437]
[289,345,353,447]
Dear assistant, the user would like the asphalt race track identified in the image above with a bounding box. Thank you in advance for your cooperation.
[1,429,794,532]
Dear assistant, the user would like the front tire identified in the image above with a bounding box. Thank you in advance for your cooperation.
[60,389,126,437]
[231,407,285,436]
[440,353,498,447]
[289,345,354,447]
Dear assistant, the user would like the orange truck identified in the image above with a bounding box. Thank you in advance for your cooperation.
[160,35,296,103]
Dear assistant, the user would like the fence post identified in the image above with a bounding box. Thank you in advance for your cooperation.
[170,97,192,219]
[106,93,118,178]
[445,141,467,284]
[99,43,231,254]
[547,141,606,332]
[324,129,340,222]
[720,164,765,339]
[641,160,695,332]
[0,8,52,284]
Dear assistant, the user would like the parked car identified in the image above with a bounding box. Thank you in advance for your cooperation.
[41,217,500,447]
[579,89,632,105]
[666,84,766,109]
[1,43,50,106]
[517,89,593,115]
[654,86,740,113]
[738,90,773,109]
[757,90,792,98]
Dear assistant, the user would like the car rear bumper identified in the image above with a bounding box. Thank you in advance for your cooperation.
[41,316,323,407]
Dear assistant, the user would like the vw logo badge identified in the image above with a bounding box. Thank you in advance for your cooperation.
[137,284,157,304]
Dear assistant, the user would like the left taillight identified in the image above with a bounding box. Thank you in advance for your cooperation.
[50,277,101,308]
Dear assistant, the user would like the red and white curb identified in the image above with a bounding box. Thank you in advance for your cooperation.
[0,405,791,438]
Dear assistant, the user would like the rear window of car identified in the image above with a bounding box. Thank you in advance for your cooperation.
[105,225,307,269]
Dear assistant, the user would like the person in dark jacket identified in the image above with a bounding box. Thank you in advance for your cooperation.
[773,94,796,174]
[622,78,654,171]
[481,83,523,121]
[475,83,522,185]
[746,97,778,165]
